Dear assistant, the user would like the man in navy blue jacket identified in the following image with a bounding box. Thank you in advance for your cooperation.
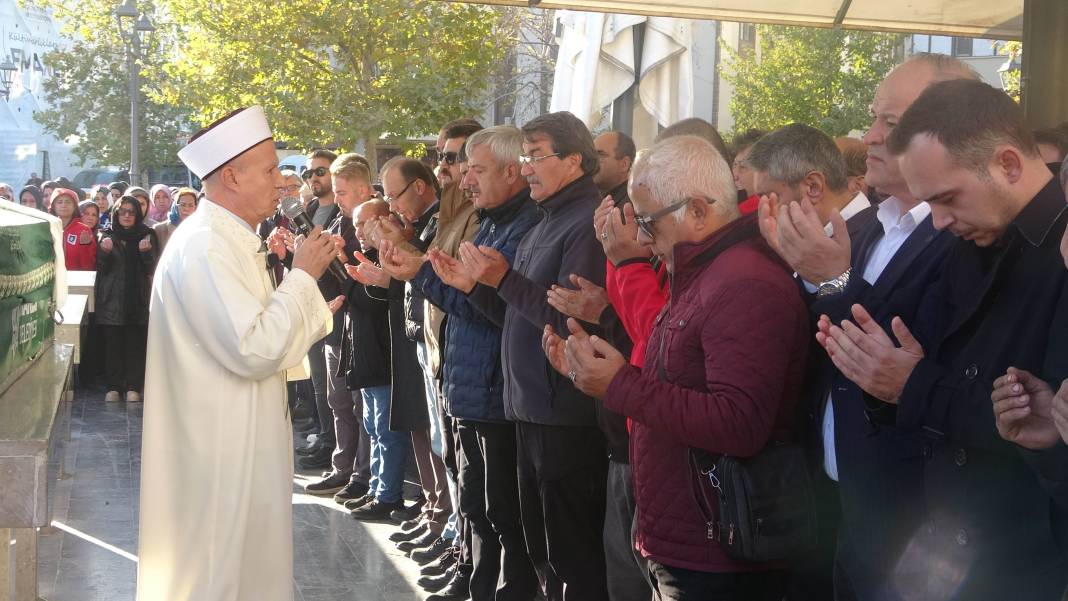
[758,54,979,601]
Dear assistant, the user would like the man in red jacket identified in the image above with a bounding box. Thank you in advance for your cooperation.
[554,134,810,600]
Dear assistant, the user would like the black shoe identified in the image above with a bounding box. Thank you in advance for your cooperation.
[399,515,425,532]
[420,546,459,577]
[389,495,426,522]
[333,480,369,504]
[389,521,429,544]
[304,471,348,496]
[397,528,438,554]
[295,439,323,456]
[426,568,471,601]
[418,565,456,592]
[343,493,375,511]
[350,499,403,521]
[297,445,332,470]
[412,536,450,564]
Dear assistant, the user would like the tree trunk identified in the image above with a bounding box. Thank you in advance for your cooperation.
[363,135,379,175]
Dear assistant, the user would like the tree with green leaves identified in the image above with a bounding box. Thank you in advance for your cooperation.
[722,25,902,137]
[151,0,507,166]
[29,0,186,174]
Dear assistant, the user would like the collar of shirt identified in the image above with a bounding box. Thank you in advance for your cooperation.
[876,196,931,237]
[1009,177,1068,248]
[201,198,263,254]
[824,191,873,236]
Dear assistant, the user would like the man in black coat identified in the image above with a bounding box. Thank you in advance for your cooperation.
[463,111,610,601]
[755,56,979,601]
[821,79,1068,601]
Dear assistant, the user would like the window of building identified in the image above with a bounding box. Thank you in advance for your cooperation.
[738,23,756,55]
[952,37,974,57]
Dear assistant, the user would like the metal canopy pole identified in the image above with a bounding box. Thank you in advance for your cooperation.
[1020,0,1068,127]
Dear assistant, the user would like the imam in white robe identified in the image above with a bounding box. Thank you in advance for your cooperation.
[137,199,330,601]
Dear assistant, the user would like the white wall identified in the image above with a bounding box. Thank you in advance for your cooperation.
[0,0,80,189]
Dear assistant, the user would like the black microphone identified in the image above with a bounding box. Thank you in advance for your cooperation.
[280,197,350,283]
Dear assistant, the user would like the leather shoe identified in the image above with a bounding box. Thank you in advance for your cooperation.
[297,445,332,469]
[295,440,323,456]
[334,480,369,504]
[426,567,471,600]
[420,546,458,577]
[412,536,450,564]
[418,565,456,592]
[397,529,438,554]
[389,521,429,543]
[389,496,426,522]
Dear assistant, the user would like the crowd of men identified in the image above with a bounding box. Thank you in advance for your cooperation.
[248,51,1068,601]
[9,48,1068,601]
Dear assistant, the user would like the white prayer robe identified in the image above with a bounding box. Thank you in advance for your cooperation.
[137,199,330,601]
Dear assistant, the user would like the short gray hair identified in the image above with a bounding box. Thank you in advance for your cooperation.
[466,125,524,169]
[630,135,737,223]
[899,52,981,83]
[747,124,849,192]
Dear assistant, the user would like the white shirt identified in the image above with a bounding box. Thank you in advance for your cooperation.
[137,199,331,601]
[823,196,931,481]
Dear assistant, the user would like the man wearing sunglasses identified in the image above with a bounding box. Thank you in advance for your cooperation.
[436,118,482,188]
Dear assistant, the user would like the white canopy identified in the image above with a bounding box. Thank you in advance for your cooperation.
[459,0,1024,39]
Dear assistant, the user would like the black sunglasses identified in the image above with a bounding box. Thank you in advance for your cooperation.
[438,151,459,166]
[301,166,329,179]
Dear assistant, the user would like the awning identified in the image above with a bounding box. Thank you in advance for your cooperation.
[451,0,1025,39]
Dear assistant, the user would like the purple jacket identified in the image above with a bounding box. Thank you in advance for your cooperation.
[604,214,810,573]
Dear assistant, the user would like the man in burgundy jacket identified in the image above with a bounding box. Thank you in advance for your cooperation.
[557,134,810,600]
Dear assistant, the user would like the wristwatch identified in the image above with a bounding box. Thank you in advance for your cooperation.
[817,268,851,298]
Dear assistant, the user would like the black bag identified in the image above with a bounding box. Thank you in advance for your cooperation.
[690,444,817,562]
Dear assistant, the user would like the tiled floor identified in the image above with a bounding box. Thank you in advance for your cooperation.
[38,388,430,600]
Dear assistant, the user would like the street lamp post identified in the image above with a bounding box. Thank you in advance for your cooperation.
[0,60,16,101]
[114,0,154,187]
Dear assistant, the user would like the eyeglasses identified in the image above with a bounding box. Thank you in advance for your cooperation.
[438,151,459,165]
[302,166,329,179]
[177,201,197,209]
[382,179,415,205]
[518,153,561,167]
[285,184,302,192]
[634,196,716,239]
[116,208,137,217]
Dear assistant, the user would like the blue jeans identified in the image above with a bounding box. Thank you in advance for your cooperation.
[361,386,410,503]
[415,342,459,542]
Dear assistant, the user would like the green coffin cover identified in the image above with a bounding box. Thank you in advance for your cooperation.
[0,211,57,393]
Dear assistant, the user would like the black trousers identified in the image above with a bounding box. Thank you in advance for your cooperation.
[516,421,609,601]
[604,460,651,601]
[101,324,147,394]
[648,562,787,601]
[457,419,537,601]
[443,411,473,570]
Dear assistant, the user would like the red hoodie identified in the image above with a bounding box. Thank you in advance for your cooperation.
[62,219,97,271]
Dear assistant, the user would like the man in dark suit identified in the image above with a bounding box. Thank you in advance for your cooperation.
[757,55,981,601]
[820,79,1068,601]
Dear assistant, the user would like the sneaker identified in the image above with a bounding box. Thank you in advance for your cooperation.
[426,567,472,601]
[411,536,450,564]
[419,565,456,592]
[343,493,375,511]
[105,391,121,402]
[297,445,332,470]
[304,471,349,496]
[390,496,426,522]
[125,391,142,403]
[350,499,403,521]
[419,546,459,577]
[389,521,429,544]
[333,480,370,504]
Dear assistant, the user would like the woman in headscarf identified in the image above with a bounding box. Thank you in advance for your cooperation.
[152,187,198,251]
[96,195,159,403]
[18,185,45,211]
[147,184,173,225]
[125,186,154,226]
[49,188,97,271]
